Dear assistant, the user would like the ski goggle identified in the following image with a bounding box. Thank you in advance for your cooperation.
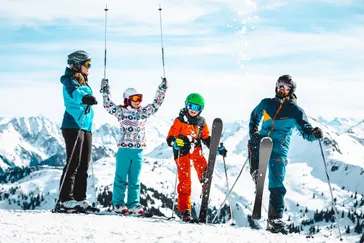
[276,81,292,91]
[82,60,92,68]
[129,94,143,102]
[185,102,203,112]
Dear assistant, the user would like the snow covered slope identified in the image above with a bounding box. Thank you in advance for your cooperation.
[0,115,363,242]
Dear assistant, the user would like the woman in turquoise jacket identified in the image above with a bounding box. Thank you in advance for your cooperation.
[58,50,98,212]
[248,75,323,233]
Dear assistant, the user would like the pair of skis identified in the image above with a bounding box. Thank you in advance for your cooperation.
[197,118,272,223]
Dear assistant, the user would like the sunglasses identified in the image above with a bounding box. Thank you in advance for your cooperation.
[185,102,203,112]
[130,94,143,102]
[82,60,92,68]
[276,81,292,91]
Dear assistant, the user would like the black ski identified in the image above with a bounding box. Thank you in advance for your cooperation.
[199,118,223,223]
[252,137,273,220]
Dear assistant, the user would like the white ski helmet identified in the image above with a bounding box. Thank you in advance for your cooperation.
[123,88,142,99]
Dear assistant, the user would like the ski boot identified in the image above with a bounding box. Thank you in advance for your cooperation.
[52,200,84,214]
[182,209,192,222]
[181,209,199,223]
[267,218,288,234]
[114,204,129,215]
[78,200,100,213]
[128,204,145,216]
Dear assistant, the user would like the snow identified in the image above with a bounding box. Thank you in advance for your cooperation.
[0,210,342,243]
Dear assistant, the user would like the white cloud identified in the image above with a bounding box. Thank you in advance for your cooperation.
[1,0,363,125]
[0,0,232,25]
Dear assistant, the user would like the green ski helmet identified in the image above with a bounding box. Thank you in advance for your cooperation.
[185,93,204,112]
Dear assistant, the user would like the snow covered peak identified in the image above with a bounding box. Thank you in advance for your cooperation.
[317,116,361,133]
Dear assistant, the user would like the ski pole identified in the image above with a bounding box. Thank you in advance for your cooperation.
[103,4,108,79]
[90,154,97,208]
[100,4,109,93]
[158,5,166,78]
[171,149,180,219]
[222,155,235,225]
[318,139,343,241]
[212,156,249,224]
[56,105,90,207]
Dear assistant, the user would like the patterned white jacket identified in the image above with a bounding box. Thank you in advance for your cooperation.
[103,86,167,149]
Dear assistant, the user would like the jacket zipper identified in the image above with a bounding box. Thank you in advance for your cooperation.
[268,103,283,137]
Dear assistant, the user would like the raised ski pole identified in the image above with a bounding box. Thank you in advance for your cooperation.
[212,156,249,224]
[103,4,108,79]
[171,149,180,219]
[56,105,90,208]
[318,139,343,241]
[158,5,166,78]
[99,4,109,93]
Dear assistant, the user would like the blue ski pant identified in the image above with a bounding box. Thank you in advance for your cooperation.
[248,137,288,219]
[112,147,143,208]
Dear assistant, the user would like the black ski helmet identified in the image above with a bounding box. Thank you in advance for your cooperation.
[67,50,91,70]
[275,74,296,96]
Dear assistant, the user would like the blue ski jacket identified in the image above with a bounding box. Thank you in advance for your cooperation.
[60,68,94,131]
[249,96,317,159]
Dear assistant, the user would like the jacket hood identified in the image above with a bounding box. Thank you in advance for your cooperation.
[178,108,200,125]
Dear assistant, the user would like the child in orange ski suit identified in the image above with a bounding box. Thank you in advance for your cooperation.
[166,93,226,221]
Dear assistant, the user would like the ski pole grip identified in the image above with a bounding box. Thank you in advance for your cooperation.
[78,105,90,120]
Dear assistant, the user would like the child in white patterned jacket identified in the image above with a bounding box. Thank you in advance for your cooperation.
[100,78,167,215]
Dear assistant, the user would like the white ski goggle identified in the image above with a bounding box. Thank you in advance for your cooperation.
[276,82,292,91]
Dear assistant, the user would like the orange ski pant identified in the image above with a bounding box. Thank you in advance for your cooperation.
[175,147,207,213]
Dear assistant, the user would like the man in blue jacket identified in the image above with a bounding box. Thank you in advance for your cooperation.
[248,74,323,233]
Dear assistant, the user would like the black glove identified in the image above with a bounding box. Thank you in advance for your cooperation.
[159,77,168,89]
[218,143,227,157]
[312,127,323,139]
[82,94,98,105]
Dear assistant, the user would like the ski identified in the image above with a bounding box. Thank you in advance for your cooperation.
[199,118,223,223]
[252,137,273,220]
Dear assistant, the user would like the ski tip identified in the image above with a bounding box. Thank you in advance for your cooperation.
[261,137,272,142]
[213,118,222,122]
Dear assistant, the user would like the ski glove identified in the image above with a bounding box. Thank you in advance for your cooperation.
[312,127,323,139]
[100,78,109,93]
[82,94,98,105]
[173,138,184,151]
[159,77,168,89]
[217,143,227,157]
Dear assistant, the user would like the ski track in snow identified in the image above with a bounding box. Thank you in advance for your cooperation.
[0,210,343,243]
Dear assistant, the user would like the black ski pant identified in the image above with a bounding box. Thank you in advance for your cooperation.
[59,128,92,202]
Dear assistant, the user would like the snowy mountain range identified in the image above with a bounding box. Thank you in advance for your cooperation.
[0,115,363,242]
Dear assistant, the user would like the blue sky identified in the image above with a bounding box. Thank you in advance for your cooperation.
[0,0,363,127]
